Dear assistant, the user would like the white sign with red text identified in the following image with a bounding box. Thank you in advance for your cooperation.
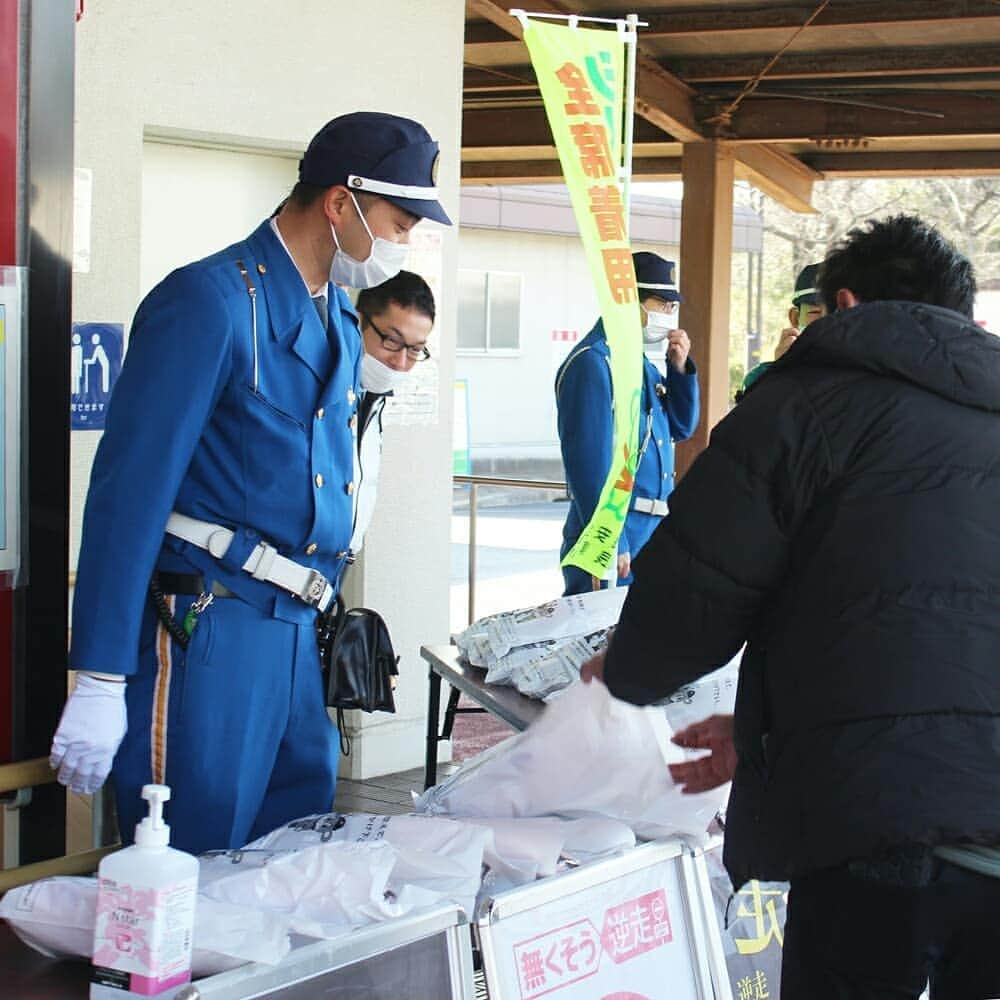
[482,855,705,1000]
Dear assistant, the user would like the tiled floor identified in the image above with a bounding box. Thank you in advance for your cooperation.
[334,762,461,816]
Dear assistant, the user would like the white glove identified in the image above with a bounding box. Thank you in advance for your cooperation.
[49,673,128,794]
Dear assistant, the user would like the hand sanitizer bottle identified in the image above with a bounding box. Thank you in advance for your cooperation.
[91,784,198,998]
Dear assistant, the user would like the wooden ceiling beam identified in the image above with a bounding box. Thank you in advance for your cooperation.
[801,149,1000,175]
[464,66,537,93]
[710,93,1000,142]
[672,46,1000,84]
[632,0,1000,37]
[462,156,683,184]
[462,106,669,149]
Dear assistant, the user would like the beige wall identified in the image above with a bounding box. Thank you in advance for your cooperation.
[72,0,465,779]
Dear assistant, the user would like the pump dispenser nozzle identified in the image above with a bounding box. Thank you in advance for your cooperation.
[135,783,172,848]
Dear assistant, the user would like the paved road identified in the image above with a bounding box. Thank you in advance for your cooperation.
[450,500,566,583]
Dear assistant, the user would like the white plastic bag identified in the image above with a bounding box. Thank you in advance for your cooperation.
[243,812,491,920]
[415,679,726,842]
[462,815,635,880]
[0,875,291,974]
[198,841,405,939]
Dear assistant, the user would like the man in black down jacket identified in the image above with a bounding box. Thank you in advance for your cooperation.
[586,215,1000,998]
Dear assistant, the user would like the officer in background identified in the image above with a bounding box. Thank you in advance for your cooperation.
[349,270,436,556]
[739,262,824,398]
[556,251,700,596]
[49,112,452,854]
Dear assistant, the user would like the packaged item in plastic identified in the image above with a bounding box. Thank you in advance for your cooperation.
[197,841,403,939]
[243,812,491,920]
[456,588,626,664]
[0,876,291,974]
[415,679,727,842]
[659,654,740,732]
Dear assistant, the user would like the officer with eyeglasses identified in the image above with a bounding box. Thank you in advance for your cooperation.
[50,112,451,854]
[350,270,435,557]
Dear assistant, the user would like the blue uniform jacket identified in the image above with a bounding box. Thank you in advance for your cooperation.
[71,220,362,676]
[556,319,700,563]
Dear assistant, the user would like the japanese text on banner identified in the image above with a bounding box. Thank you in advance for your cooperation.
[523,19,641,578]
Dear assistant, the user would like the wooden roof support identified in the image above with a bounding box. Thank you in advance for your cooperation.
[676,141,736,476]
[735,144,820,214]
[463,0,818,210]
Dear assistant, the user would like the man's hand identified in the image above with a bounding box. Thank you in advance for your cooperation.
[774,327,800,360]
[580,648,606,685]
[666,329,691,373]
[668,714,737,794]
[50,673,128,795]
[617,552,631,579]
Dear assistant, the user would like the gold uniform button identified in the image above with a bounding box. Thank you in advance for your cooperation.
[349,416,358,430]
[336,550,349,559]
[345,481,355,495]
[315,473,324,488]
[347,388,357,405]
[257,263,267,274]
[316,407,325,420]
[305,543,318,555]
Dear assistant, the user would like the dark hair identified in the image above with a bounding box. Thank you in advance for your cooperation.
[284,184,384,215]
[286,181,328,209]
[818,214,976,318]
[356,270,435,324]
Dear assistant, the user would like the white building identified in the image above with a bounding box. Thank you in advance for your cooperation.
[456,185,763,479]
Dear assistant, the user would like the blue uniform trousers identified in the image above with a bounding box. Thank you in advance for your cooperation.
[561,510,661,595]
[113,593,337,855]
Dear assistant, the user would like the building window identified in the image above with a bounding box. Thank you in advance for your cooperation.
[457,269,522,353]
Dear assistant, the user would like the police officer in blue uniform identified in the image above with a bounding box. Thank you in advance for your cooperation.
[556,251,699,596]
[49,112,452,854]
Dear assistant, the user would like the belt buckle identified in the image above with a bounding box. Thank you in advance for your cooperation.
[301,570,333,611]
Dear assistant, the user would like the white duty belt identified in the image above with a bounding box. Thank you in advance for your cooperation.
[165,512,335,613]
[631,496,669,517]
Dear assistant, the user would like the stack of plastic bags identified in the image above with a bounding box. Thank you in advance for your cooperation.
[455,588,627,700]
[0,804,646,976]
[0,811,494,977]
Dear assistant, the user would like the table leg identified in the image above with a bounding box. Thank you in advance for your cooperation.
[440,684,463,741]
[424,666,443,790]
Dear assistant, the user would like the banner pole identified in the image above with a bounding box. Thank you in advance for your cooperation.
[621,13,639,237]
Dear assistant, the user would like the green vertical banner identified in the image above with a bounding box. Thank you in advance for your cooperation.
[523,19,641,579]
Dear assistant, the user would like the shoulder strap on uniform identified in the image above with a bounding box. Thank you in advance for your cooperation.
[235,259,259,392]
[555,344,614,404]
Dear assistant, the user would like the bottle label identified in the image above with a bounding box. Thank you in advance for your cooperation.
[92,875,196,995]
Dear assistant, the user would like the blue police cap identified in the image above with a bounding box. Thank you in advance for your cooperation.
[299,111,452,226]
[633,251,683,303]
[792,263,822,307]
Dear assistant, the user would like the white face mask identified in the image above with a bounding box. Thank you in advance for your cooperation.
[330,193,409,289]
[642,308,676,344]
[361,352,410,395]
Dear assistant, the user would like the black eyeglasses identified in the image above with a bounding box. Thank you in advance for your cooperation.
[361,313,431,362]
